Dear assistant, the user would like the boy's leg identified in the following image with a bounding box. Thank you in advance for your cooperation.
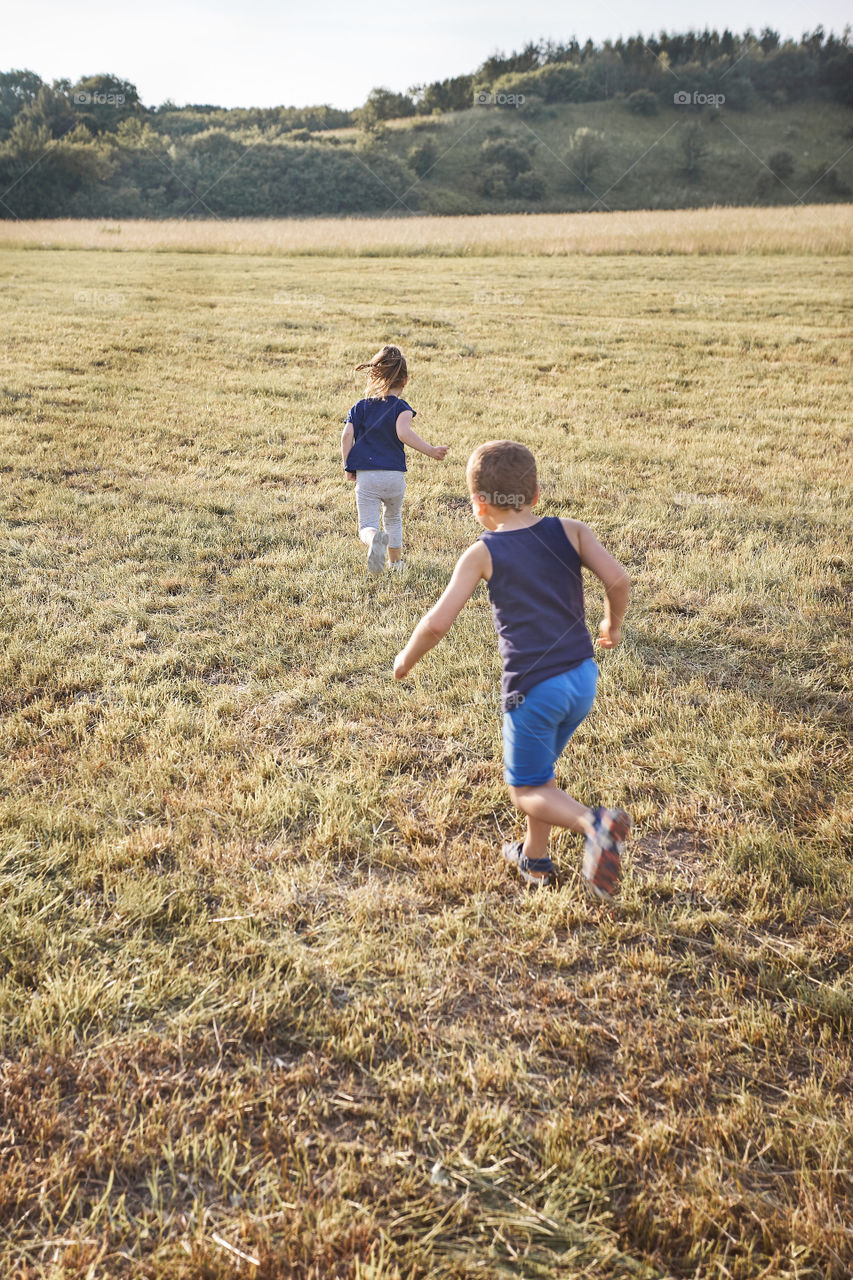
[511,782,630,899]
[502,662,620,891]
[520,781,555,859]
[503,666,598,836]
[509,781,593,836]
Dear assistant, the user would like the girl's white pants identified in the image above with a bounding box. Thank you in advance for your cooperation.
[355,470,406,548]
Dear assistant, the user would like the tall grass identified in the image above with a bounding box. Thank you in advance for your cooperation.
[0,204,851,256]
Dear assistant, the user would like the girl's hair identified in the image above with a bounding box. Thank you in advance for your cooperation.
[355,345,407,398]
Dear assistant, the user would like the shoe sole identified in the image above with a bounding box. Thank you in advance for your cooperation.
[367,530,389,573]
[583,808,631,901]
[583,847,621,900]
[522,869,560,890]
[603,808,631,844]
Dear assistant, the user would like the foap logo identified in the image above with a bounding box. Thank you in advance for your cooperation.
[474,490,529,511]
[467,688,525,711]
[673,292,726,308]
[273,291,326,308]
[473,290,525,307]
[474,90,525,109]
[674,90,725,107]
[74,91,126,106]
[74,289,126,307]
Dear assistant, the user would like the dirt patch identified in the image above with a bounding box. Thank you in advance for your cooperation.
[631,830,711,886]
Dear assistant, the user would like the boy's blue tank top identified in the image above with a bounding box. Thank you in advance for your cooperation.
[345,396,415,472]
[480,516,594,710]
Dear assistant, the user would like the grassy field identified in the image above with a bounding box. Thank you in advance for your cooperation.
[1,212,851,1278]
[1,204,852,257]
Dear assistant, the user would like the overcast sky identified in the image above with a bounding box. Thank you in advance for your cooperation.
[6,0,852,110]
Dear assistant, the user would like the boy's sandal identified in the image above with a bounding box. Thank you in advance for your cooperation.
[502,840,560,890]
[582,807,631,901]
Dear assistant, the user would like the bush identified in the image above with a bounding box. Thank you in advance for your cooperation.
[419,185,474,214]
[411,75,474,114]
[473,137,543,201]
[489,63,585,104]
[566,127,607,184]
[510,170,546,200]
[479,137,533,178]
[677,122,709,177]
[720,75,756,111]
[408,141,437,178]
[519,94,545,117]
[767,148,795,181]
[627,89,658,115]
[805,163,851,198]
[476,163,509,199]
[358,87,415,127]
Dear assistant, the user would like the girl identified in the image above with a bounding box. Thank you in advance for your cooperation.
[341,345,448,574]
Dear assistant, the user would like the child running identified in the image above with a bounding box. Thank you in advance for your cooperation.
[342,345,448,574]
[393,440,632,898]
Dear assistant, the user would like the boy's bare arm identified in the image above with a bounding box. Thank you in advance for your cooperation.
[395,411,449,460]
[563,519,630,648]
[394,542,490,678]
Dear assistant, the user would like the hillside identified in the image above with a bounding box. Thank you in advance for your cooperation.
[361,98,853,215]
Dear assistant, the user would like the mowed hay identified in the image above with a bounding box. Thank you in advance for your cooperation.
[0,203,851,256]
[0,233,851,1278]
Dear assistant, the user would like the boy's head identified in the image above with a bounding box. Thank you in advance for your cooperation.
[467,441,538,522]
[355,345,408,398]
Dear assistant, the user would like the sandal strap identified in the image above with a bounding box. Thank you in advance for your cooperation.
[521,856,557,874]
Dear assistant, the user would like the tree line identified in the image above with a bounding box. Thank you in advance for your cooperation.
[0,27,850,218]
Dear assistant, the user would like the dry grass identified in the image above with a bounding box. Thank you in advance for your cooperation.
[0,204,851,257]
[0,235,851,1278]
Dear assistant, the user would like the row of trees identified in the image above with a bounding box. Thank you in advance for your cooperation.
[1,28,850,146]
[0,27,849,217]
[0,72,352,142]
[401,28,853,118]
[0,121,413,218]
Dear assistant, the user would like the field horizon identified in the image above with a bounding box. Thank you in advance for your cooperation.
[1,204,852,257]
[1,209,851,1277]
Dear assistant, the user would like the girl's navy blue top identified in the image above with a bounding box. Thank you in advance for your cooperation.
[480,516,595,709]
[345,396,416,472]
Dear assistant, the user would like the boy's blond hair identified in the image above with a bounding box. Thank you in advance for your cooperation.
[466,440,538,510]
[355,345,407,398]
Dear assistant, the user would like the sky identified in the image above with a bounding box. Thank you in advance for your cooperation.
[6,0,852,110]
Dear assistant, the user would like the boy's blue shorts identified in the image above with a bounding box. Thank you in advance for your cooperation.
[502,658,598,787]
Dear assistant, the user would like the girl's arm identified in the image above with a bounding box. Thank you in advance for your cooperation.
[395,410,449,461]
[562,518,630,649]
[394,541,490,678]
[341,421,354,468]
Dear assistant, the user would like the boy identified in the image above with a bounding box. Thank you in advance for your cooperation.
[393,440,631,897]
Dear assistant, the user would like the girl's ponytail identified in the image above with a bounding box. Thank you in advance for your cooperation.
[355,345,408,398]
